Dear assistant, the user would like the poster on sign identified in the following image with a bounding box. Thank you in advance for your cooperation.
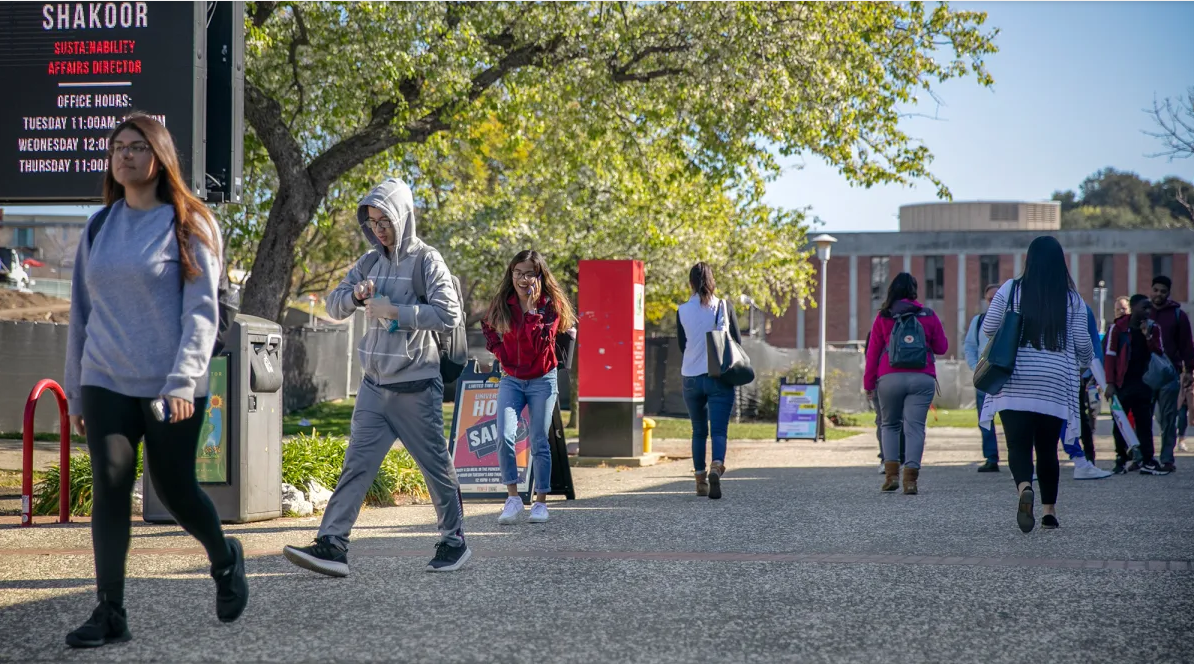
[448,372,533,500]
[776,380,821,440]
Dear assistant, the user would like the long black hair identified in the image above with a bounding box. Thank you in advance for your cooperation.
[689,262,716,306]
[1019,235,1076,352]
[880,272,918,315]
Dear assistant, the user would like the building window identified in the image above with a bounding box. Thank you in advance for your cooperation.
[990,203,1019,222]
[13,228,34,247]
[924,255,945,302]
[1152,254,1173,281]
[870,256,889,315]
[979,255,1000,293]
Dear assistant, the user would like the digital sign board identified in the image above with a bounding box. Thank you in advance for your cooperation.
[0,2,207,203]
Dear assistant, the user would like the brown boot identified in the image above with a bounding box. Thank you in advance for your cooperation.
[881,461,900,491]
[694,472,709,497]
[903,467,919,495]
[708,462,725,500]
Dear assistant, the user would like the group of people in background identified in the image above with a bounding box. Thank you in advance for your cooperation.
[862,234,1193,533]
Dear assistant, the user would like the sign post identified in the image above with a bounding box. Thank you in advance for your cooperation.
[776,378,822,441]
[577,259,647,460]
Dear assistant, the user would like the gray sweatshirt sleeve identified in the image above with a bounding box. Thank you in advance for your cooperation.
[63,221,95,416]
[325,254,370,322]
[162,234,221,402]
[398,249,462,332]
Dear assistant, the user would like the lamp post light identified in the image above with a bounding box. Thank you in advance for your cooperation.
[1095,280,1107,334]
[811,234,837,441]
[739,294,757,337]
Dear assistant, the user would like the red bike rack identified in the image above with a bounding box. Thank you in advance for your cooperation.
[22,379,71,526]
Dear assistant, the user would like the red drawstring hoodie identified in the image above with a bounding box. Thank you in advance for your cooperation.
[481,295,560,380]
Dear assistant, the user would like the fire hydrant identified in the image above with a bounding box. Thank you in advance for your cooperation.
[642,417,657,454]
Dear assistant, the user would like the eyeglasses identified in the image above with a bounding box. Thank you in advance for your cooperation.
[368,218,394,231]
[110,142,151,156]
[512,270,540,281]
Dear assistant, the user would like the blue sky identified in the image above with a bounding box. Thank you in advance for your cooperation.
[765,1,1194,233]
[8,2,1194,232]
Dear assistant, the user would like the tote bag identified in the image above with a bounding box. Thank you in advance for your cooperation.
[973,280,1022,395]
[706,300,755,387]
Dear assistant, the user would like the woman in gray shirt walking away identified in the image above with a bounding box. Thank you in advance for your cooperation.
[63,115,247,648]
[980,236,1093,533]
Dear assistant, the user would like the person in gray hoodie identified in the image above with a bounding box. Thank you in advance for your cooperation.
[283,177,470,575]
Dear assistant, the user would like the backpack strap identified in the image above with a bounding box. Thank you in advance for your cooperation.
[357,249,382,282]
[86,206,113,250]
[411,244,430,304]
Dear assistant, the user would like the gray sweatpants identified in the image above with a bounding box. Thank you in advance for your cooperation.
[877,372,936,470]
[319,376,465,548]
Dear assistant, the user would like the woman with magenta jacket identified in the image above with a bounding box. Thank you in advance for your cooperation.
[864,272,949,495]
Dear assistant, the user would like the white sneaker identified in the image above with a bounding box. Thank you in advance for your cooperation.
[1180,438,1189,452]
[498,496,524,525]
[879,461,886,474]
[528,502,549,524]
[1074,463,1113,480]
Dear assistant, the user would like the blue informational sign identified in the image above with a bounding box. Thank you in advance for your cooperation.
[776,379,821,440]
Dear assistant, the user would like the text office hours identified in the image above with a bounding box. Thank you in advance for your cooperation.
[766,250,1194,357]
[0,2,206,201]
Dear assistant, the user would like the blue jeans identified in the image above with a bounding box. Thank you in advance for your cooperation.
[682,375,734,473]
[975,391,999,463]
[497,369,558,494]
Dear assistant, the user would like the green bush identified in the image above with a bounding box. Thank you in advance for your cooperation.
[33,448,142,517]
[282,430,427,506]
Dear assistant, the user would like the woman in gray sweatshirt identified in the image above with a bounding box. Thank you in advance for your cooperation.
[62,115,247,648]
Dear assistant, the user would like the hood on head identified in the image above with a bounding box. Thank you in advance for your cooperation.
[357,177,418,257]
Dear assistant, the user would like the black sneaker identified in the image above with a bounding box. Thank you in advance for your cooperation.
[1112,462,1127,475]
[977,461,1000,473]
[1161,462,1176,473]
[1017,487,1035,534]
[65,598,131,648]
[283,536,349,577]
[1041,514,1060,530]
[426,541,472,572]
[1128,460,1142,472]
[212,537,249,623]
[1140,460,1172,476]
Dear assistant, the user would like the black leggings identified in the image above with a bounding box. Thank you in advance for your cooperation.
[999,410,1063,505]
[82,386,231,604]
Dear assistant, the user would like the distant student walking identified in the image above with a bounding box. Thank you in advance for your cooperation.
[964,284,1001,472]
[482,250,575,525]
[980,236,1094,533]
[864,273,949,494]
[677,263,741,499]
[63,115,247,648]
[1105,295,1170,476]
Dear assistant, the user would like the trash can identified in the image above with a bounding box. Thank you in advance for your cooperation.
[143,314,284,523]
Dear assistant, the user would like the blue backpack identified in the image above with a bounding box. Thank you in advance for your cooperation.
[886,309,932,370]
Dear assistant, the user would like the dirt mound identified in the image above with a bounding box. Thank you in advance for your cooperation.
[0,289,71,323]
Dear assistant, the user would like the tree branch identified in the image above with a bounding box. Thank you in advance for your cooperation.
[285,6,311,129]
[251,1,277,28]
[244,81,312,189]
[1145,89,1194,160]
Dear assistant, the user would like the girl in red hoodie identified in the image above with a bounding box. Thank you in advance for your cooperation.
[863,272,949,494]
[482,250,576,526]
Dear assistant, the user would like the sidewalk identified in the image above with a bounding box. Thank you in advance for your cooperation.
[1,428,1191,663]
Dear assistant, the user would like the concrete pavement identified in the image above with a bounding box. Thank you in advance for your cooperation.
[1,427,1192,663]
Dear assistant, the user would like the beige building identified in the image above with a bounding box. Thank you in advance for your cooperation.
[0,211,89,278]
[899,200,1061,232]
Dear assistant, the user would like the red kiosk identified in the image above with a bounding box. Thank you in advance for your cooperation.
[577,260,647,459]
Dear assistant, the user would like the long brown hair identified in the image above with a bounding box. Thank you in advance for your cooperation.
[689,262,716,306]
[103,113,218,281]
[484,250,576,335]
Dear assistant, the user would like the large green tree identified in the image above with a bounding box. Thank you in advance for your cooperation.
[235,1,998,321]
[1052,168,1193,230]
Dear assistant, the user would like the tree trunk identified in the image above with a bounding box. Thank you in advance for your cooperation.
[240,178,324,322]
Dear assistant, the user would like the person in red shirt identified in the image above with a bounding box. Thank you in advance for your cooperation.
[482,250,576,525]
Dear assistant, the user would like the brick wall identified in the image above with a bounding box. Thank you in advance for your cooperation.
[1079,253,1095,302]
[1173,253,1189,302]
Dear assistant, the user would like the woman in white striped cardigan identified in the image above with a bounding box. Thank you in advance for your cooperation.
[979,236,1093,533]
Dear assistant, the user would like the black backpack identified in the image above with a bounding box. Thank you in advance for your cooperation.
[358,244,469,383]
[886,309,932,370]
[87,206,237,356]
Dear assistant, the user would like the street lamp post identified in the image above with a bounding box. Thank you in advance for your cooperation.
[811,234,837,441]
[1095,280,1107,334]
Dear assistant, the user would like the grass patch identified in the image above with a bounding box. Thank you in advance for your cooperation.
[927,408,980,428]
[0,431,86,444]
[282,431,426,506]
[286,400,856,443]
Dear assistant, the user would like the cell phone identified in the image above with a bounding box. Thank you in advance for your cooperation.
[151,397,170,422]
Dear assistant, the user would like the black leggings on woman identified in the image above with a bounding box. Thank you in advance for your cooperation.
[1000,410,1063,505]
[82,386,231,604]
